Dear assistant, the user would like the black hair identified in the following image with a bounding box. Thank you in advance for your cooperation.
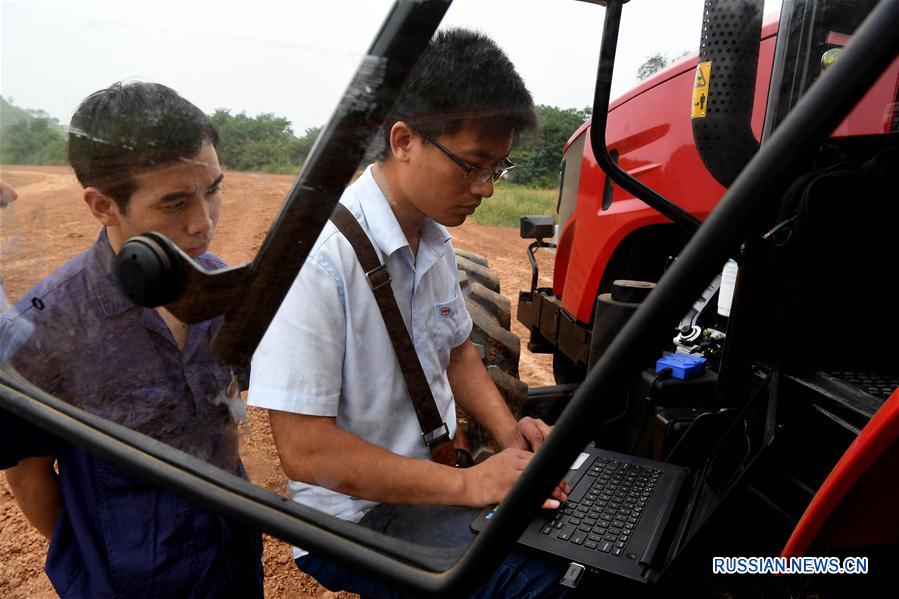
[379,28,536,159]
[68,81,218,212]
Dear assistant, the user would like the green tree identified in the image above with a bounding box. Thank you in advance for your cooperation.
[1,97,67,165]
[637,53,671,80]
[509,105,590,188]
[0,117,67,165]
[209,109,314,173]
[291,126,321,165]
[637,50,690,80]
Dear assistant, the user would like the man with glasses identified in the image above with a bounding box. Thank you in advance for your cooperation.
[249,29,570,597]
[419,131,516,185]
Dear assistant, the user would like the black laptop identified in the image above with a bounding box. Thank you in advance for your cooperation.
[471,445,688,583]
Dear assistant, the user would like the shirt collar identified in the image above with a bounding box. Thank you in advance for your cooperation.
[355,165,452,261]
[87,228,136,318]
[86,229,222,330]
[82,229,220,360]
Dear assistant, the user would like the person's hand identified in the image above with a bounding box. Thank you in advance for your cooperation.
[461,448,570,509]
[498,416,553,452]
[0,180,18,208]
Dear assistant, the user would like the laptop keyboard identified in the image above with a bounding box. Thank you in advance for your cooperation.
[540,456,661,557]
[826,370,899,401]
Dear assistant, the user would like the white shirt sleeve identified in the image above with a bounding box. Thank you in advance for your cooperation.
[248,254,345,416]
[446,253,473,349]
[450,287,473,349]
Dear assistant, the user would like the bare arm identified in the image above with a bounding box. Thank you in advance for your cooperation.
[448,339,518,446]
[448,339,554,452]
[447,340,569,503]
[268,410,540,508]
[5,456,61,539]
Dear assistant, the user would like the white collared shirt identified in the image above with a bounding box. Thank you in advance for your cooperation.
[248,165,472,555]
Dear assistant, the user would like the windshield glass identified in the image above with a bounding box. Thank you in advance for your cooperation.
[0,1,606,596]
[2,1,893,597]
[767,0,899,137]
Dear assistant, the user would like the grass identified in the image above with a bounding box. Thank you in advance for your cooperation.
[470,185,557,228]
[260,162,300,175]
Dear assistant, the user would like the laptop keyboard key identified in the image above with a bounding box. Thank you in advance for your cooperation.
[557,525,575,541]
[567,475,595,504]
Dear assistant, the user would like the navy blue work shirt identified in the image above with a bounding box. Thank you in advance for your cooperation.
[0,229,262,598]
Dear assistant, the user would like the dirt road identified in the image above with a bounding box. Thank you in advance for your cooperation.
[0,165,556,598]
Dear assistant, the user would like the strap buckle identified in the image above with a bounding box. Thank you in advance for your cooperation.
[366,264,392,291]
[422,423,450,447]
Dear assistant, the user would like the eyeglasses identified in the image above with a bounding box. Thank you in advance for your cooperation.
[419,131,515,184]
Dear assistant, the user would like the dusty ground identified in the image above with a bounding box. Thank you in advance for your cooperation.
[0,165,556,598]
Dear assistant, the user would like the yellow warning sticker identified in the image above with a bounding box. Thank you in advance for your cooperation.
[692,60,712,119]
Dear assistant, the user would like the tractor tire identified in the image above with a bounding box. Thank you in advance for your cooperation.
[455,251,528,460]
[455,254,500,294]
[454,249,489,268]
[467,281,511,330]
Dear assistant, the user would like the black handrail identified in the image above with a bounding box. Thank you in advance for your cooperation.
[589,0,702,234]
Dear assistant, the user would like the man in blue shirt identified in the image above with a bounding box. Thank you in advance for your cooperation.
[0,82,263,597]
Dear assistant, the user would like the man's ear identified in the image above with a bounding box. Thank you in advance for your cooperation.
[389,121,417,163]
[83,188,121,227]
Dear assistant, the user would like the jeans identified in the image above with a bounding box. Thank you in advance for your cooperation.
[295,504,570,598]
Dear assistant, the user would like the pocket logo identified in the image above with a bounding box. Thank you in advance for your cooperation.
[439,306,452,317]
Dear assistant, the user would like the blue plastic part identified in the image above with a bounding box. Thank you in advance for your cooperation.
[656,353,707,380]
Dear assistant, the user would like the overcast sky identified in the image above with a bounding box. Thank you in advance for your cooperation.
[1,0,781,134]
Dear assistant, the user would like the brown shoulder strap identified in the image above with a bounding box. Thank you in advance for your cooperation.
[329,203,456,467]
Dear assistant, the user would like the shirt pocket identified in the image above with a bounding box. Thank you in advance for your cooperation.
[78,371,187,441]
[432,292,469,371]
[93,458,204,595]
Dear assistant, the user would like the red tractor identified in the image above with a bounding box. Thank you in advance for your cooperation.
[519,0,899,385]
[3,0,898,595]
[512,0,899,593]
